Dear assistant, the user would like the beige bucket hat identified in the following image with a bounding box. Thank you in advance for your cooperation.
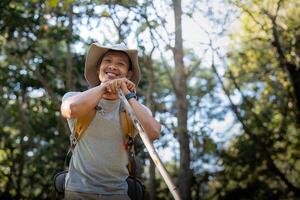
[84,43,141,86]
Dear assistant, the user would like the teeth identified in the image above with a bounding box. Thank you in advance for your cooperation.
[107,72,118,76]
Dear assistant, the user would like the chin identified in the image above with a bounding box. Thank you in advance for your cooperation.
[103,93,118,100]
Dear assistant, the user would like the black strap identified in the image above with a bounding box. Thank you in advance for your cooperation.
[64,148,72,170]
[126,136,139,200]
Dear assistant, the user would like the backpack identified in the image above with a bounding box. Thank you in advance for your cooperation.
[53,105,145,199]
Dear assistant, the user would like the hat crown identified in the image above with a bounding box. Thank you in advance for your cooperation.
[110,43,128,50]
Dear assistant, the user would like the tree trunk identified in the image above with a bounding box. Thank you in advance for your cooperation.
[172,0,191,199]
[66,3,74,90]
[149,160,157,200]
[16,94,26,199]
[270,17,300,125]
[285,63,300,122]
[143,52,157,200]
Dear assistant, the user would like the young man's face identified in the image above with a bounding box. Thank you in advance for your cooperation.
[98,50,132,83]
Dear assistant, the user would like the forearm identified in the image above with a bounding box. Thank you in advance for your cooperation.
[128,98,161,141]
[61,85,104,119]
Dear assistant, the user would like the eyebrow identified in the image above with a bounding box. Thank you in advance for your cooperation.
[103,55,128,63]
[96,50,132,70]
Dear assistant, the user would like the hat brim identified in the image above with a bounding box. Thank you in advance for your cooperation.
[84,43,141,87]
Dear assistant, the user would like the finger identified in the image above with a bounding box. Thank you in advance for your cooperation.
[124,80,135,92]
[130,86,136,92]
[127,84,133,90]
[115,81,120,94]
[106,84,112,93]
[120,80,128,92]
[109,81,116,93]
[110,81,115,94]
[125,79,131,86]
[129,83,135,91]
[129,80,135,87]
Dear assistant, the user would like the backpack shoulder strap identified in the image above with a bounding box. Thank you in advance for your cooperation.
[67,109,96,167]
[74,107,135,142]
[120,111,135,139]
[74,109,96,141]
[120,110,136,175]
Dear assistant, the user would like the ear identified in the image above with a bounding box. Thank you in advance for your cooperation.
[126,70,133,79]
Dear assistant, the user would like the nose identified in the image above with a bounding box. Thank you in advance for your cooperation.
[108,63,117,70]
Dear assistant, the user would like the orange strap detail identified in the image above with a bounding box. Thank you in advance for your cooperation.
[120,111,135,174]
[75,110,135,141]
[120,111,135,139]
[74,109,96,140]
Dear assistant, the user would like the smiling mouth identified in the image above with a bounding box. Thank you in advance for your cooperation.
[105,72,119,78]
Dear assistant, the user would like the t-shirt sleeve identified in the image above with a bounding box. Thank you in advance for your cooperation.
[62,92,79,102]
[62,92,80,134]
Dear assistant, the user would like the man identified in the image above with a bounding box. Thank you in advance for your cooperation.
[61,43,161,200]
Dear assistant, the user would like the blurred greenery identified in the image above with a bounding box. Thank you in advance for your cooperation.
[0,0,299,199]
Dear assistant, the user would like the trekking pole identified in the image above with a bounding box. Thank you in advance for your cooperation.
[118,90,182,200]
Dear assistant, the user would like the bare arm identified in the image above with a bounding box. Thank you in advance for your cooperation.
[61,85,106,119]
[128,98,161,141]
[61,79,135,119]
[117,79,161,141]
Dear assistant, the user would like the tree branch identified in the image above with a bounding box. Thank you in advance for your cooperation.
[211,51,300,195]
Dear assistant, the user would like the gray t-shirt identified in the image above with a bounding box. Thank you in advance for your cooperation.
[63,92,132,195]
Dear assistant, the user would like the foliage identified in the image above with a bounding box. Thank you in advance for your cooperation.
[0,0,80,199]
[209,0,300,199]
[1,0,299,199]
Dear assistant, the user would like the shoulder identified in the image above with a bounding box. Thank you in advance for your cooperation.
[62,92,80,102]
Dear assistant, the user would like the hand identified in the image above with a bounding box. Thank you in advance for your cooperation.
[120,78,136,95]
[102,78,136,96]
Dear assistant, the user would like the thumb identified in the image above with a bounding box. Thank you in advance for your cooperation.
[120,80,130,94]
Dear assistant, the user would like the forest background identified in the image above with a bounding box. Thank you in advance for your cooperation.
[1,0,300,199]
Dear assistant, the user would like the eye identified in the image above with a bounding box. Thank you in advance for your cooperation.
[102,58,112,63]
[117,62,126,66]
